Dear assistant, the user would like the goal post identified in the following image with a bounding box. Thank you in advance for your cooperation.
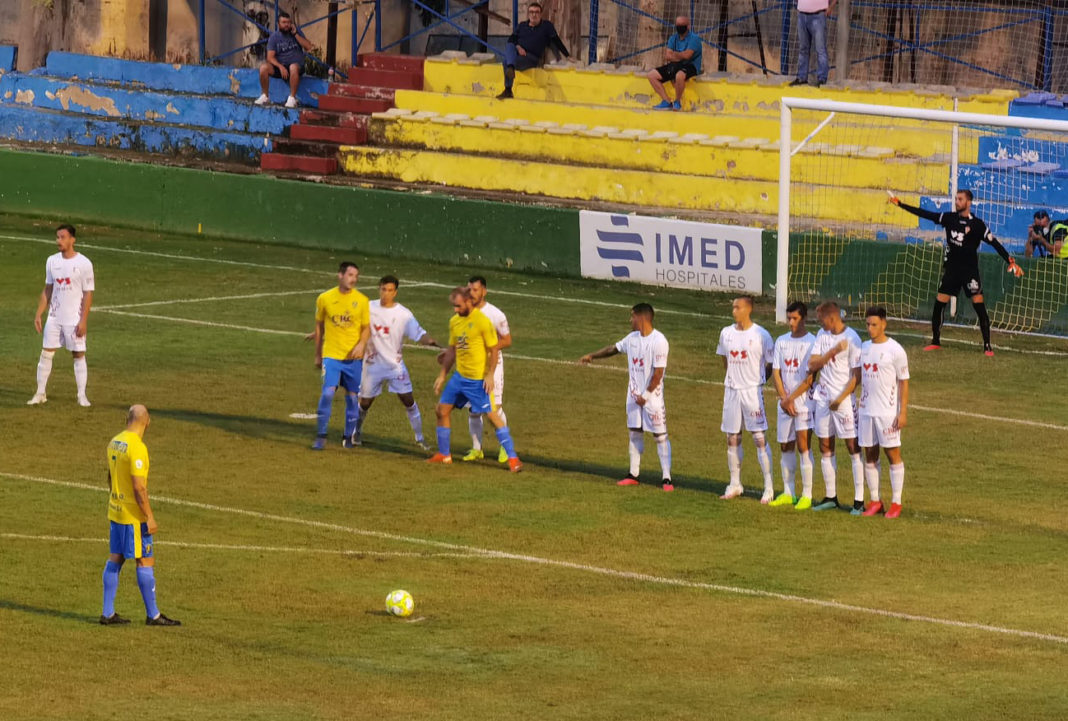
[776,97,1068,338]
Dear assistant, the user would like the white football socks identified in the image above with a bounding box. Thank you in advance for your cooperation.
[864,462,881,502]
[726,444,743,488]
[753,432,774,495]
[628,430,644,477]
[890,463,905,504]
[73,356,88,397]
[850,452,865,502]
[655,434,671,480]
[780,449,797,497]
[798,450,814,499]
[820,453,837,498]
[468,414,483,451]
[36,350,55,395]
[405,402,423,442]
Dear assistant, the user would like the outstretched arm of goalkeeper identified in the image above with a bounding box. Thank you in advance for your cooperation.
[984,234,1024,277]
[886,193,945,224]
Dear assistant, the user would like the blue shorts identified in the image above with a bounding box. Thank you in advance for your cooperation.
[440,372,493,414]
[109,520,153,560]
[322,358,362,393]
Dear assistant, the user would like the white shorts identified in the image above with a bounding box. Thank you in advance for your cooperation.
[814,397,858,439]
[776,397,814,444]
[721,386,767,434]
[858,414,901,449]
[360,361,413,398]
[42,318,86,352]
[626,395,667,434]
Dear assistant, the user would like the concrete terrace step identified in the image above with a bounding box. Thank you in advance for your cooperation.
[261,152,338,175]
[318,95,394,114]
[337,144,916,226]
[328,83,396,101]
[43,51,327,107]
[347,67,423,91]
[299,109,369,130]
[0,103,269,162]
[271,138,344,157]
[0,72,299,135]
[290,124,366,145]
[359,53,426,74]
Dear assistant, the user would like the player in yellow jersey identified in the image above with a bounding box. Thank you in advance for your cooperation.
[100,405,180,626]
[428,287,522,472]
[312,261,371,450]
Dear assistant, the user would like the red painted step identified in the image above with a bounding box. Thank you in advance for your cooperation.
[358,53,426,74]
[290,124,367,145]
[261,153,338,175]
[317,95,394,114]
[347,67,423,91]
[298,110,369,130]
[329,84,396,101]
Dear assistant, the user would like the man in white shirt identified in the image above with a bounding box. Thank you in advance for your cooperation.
[770,301,817,509]
[807,300,865,512]
[580,303,673,491]
[29,224,95,407]
[856,306,910,519]
[353,276,440,450]
[464,276,513,465]
[716,296,776,502]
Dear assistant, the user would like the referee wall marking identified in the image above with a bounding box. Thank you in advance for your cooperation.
[2,471,1066,647]
[5,233,1066,357]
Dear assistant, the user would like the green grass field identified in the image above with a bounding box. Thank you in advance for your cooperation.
[1,213,1067,720]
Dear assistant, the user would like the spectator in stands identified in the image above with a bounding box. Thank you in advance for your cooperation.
[1049,218,1068,259]
[256,11,312,109]
[789,0,836,88]
[646,16,702,111]
[496,2,570,100]
[1026,211,1053,258]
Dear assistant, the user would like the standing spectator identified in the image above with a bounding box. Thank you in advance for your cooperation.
[256,11,312,109]
[789,0,836,88]
[496,2,570,100]
[646,16,702,111]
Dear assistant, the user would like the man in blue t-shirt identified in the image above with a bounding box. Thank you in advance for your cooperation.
[496,2,570,100]
[646,16,702,111]
[256,11,312,109]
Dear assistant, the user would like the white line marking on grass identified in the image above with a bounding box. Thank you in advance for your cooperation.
[289,412,318,420]
[4,233,1064,356]
[3,471,1066,646]
[96,309,304,336]
[0,532,481,559]
[94,284,431,311]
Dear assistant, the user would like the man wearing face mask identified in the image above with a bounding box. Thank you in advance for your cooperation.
[646,16,702,111]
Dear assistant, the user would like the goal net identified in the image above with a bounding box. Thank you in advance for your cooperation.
[777,97,1068,338]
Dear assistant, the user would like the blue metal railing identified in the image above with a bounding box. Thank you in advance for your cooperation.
[375,0,516,56]
[198,0,376,79]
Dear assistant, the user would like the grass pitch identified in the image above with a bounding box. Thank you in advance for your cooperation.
[1,214,1067,720]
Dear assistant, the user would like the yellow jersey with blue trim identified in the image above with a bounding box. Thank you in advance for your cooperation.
[107,430,150,525]
[316,287,370,361]
[448,308,498,380]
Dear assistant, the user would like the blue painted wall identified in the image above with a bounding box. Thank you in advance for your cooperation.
[0,46,15,72]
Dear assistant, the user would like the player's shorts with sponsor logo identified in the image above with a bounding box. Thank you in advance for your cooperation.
[42,317,86,352]
[938,264,983,298]
[360,360,413,398]
[813,395,858,439]
[776,397,814,443]
[721,386,767,434]
[440,372,493,414]
[321,357,362,393]
[626,394,667,434]
[858,413,901,448]
[109,520,154,560]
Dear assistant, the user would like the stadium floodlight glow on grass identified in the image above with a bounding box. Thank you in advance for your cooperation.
[776,97,1068,338]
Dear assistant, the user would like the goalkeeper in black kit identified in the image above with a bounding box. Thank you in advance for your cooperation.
[889,189,1024,356]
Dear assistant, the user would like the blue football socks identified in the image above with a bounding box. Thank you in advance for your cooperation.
[136,566,160,619]
[343,392,359,438]
[495,427,517,459]
[316,387,335,437]
[102,560,121,617]
[436,427,451,456]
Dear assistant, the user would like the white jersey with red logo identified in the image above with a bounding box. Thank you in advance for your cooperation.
[615,329,669,399]
[811,326,863,403]
[45,252,94,326]
[717,324,774,390]
[479,301,510,369]
[773,331,816,395]
[364,300,426,370]
[858,337,909,417]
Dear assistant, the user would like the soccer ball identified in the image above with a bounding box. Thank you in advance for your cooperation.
[385,589,414,617]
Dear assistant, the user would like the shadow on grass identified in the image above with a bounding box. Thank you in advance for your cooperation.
[153,407,311,444]
[0,599,98,624]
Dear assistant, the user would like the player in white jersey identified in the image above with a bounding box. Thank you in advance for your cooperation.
[806,301,865,512]
[580,303,673,491]
[716,296,776,502]
[29,224,95,407]
[855,306,910,519]
[770,301,817,510]
[352,276,441,450]
[464,275,512,464]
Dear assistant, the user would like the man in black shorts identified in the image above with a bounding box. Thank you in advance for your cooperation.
[889,189,1024,356]
[646,16,702,111]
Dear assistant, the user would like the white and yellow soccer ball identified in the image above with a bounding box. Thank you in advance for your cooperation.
[385,589,414,617]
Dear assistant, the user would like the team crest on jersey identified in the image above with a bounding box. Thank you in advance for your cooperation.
[967,279,979,291]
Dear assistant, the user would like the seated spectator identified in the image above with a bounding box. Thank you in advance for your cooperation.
[496,2,569,100]
[1026,211,1053,258]
[256,12,312,109]
[646,16,702,111]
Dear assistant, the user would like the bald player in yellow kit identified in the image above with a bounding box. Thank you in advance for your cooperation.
[100,405,180,626]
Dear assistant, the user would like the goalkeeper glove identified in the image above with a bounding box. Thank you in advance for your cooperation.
[1007,258,1024,278]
